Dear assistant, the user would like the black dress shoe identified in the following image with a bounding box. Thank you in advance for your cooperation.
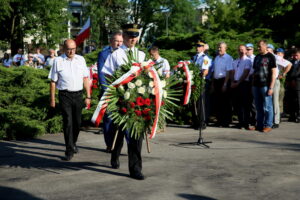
[130,172,145,180]
[111,159,120,169]
[73,145,79,154]
[63,153,73,161]
[272,124,279,128]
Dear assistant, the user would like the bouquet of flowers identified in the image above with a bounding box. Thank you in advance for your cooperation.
[172,61,205,104]
[91,52,181,140]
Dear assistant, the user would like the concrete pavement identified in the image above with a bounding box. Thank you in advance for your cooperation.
[0,121,300,200]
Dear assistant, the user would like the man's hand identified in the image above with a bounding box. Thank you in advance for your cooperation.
[267,88,273,96]
[222,85,227,92]
[50,99,55,108]
[85,98,91,109]
[231,82,239,88]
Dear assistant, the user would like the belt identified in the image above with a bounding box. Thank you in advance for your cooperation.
[59,90,82,94]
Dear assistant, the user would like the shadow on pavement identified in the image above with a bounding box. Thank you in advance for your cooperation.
[178,193,217,200]
[0,139,129,178]
[0,186,44,200]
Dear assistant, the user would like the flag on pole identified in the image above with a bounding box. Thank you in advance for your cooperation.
[75,17,91,46]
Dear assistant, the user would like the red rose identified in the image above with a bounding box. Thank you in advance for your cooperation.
[144,98,151,106]
[121,107,127,113]
[134,110,142,116]
[144,115,151,121]
[92,74,98,79]
[142,108,151,115]
[161,101,165,106]
[129,102,135,108]
[191,85,196,90]
[136,97,145,106]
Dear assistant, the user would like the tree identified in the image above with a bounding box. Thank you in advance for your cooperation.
[0,0,70,54]
[85,0,129,47]
[130,0,201,45]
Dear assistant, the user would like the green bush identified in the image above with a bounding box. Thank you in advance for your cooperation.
[0,67,62,139]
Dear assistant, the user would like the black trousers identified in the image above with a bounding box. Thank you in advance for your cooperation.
[213,78,232,125]
[58,90,83,154]
[285,85,300,120]
[111,128,143,175]
[232,81,251,127]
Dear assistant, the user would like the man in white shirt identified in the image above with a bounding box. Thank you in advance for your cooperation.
[148,46,170,78]
[45,49,56,68]
[13,48,26,66]
[34,47,45,69]
[231,45,254,130]
[48,39,91,161]
[212,42,234,127]
[245,43,257,128]
[267,44,292,128]
[102,24,146,180]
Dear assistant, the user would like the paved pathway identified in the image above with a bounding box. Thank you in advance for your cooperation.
[1,122,300,200]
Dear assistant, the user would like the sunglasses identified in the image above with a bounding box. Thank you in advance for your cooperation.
[246,49,253,51]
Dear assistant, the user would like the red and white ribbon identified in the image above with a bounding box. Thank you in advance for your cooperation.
[148,68,163,139]
[174,61,191,105]
[91,61,162,139]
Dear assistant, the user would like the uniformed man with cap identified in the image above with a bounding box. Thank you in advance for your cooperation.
[192,40,212,129]
[102,24,146,180]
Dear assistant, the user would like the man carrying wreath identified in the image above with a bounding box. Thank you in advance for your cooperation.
[102,24,146,180]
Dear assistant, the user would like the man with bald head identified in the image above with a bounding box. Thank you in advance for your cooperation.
[49,39,91,161]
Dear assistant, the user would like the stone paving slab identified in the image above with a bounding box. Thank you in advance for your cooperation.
[0,122,300,200]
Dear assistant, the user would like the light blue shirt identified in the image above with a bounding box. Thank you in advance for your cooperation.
[213,53,233,79]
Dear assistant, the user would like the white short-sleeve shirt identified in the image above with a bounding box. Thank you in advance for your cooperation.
[274,54,291,77]
[154,56,170,76]
[195,52,212,70]
[232,55,252,81]
[3,58,12,67]
[13,54,26,66]
[48,54,89,91]
[102,45,146,76]
[213,53,233,79]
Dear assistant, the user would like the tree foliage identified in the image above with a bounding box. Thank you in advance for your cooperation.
[0,0,70,53]
[85,0,129,47]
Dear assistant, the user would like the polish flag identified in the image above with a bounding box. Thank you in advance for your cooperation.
[75,17,91,46]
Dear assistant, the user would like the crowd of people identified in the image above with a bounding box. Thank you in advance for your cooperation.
[193,40,300,134]
[0,47,59,68]
[1,23,299,181]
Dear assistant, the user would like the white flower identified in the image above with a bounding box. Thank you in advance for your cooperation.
[179,78,183,82]
[158,68,163,76]
[137,87,146,94]
[189,70,194,75]
[151,88,156,95]
[161,80,166,88]
[191,81,194,85]
[135,79,143,87]
[119,85,125,91]
[149,81,154,88]
[148,72,153,78]
[124,91,130,100]
[184,80,187,83]
[127,82,135,89]
[163,90,167,98]
[142,60,152,68]
[190,75,193,80]
[177,71,181,75]
[148,87,152,94]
